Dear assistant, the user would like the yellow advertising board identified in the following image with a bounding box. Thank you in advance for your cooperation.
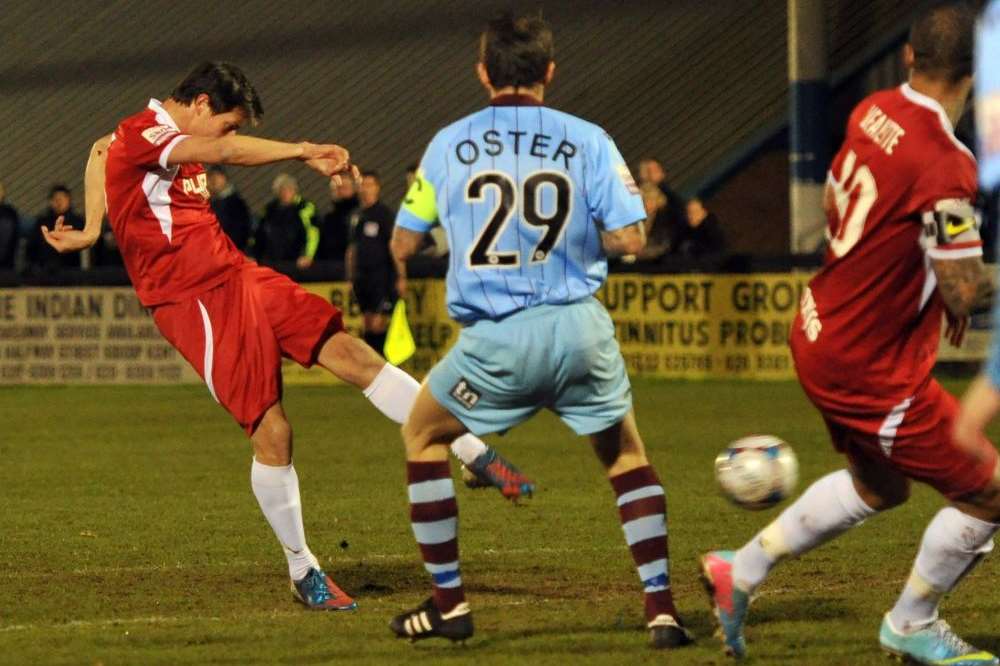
[0,272,987,385]
[598,273,813,380]
[0,288,200,384]
[291,273,816,383]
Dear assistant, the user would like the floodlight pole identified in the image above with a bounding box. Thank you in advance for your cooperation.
[788,0,829,254]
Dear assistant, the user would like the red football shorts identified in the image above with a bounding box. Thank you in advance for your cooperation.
[151,263,343,435]
[794,356,998,500]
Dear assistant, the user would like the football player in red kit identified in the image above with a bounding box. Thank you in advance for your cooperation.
[42,62,535,612]
[701,4,1000,664]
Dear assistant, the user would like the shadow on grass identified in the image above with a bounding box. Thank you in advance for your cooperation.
[750,594,854,624]
[337,558,635,603]
[966,635,1000,654]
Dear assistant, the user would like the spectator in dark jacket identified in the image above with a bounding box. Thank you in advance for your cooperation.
[673,198,726,258]
[92,217,124,267]
[638,157,688,232]
[634,183,671,263]
[253,173,319,269]
[207,167,253,253]
[27,184,85,271]
[0,181,19,270]
[316,176,357,264]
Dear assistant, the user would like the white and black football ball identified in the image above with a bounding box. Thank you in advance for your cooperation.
[715,435,798,510]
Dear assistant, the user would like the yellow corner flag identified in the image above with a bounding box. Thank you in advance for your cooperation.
[384,299,416,366]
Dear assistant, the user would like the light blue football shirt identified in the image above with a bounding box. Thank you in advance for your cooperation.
[979,2,1000,388]
[396,96,645,323]
[977,0,1000,189]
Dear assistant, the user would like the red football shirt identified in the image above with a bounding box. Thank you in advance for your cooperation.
[105,99,244,307]
[793,84,981,398]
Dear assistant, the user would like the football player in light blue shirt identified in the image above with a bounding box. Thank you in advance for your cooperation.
[956,0,1000,458]
[387,12,691,651]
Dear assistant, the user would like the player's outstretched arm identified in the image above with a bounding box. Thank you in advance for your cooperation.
[41,134,111,254]
[167,136,350,177]
[600,221,646,257]
[931,257,994,318]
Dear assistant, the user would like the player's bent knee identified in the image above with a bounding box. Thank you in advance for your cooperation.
[401,416,435,450]
[252,417,293,465]
[961,475,1000,522]
[856,478,909,511]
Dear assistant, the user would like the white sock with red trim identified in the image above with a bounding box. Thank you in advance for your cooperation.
[733,469,876,593]
[362,364,488,464]
[889,507,998,633]
[250,459,320,581]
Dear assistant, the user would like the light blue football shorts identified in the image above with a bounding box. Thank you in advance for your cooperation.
[426,296,632,437]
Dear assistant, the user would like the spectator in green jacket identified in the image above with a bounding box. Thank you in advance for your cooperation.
[253,173,319,269]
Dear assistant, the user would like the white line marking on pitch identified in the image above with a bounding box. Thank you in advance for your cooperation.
[0,615,223,634]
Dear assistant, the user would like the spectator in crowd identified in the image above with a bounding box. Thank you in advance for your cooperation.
[207,166,253,252]
[253,173,319,269]
[635,183,671,263]
[27,184,85,272]
[316,175,358,264]
[0,181,19,270]
[672,198,726,259]
[92,216,124,267]
[638,157,688,231]
[346,171,404,355]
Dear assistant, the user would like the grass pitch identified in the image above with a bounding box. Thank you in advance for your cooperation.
[1,378,998,665]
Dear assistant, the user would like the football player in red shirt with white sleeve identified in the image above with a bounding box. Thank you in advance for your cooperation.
[700,5,1000,663]
[42,62,534,612]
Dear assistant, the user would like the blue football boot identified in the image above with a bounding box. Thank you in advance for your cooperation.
[701,550,750,659]
[291,567,357,611]
[461,446,535,500]
[880,613,999,665]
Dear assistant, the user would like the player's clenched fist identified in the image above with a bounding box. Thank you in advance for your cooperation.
[300,142,351,177]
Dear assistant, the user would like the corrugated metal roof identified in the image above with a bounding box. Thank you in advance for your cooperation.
[0,1,933,221]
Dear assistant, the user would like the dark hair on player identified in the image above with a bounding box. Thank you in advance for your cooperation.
[49,184,70,198]
[405,163,418,173]
[362,170,381,183]
[170,62,264,124]
[480,12,554,89]
[908,1,976,83]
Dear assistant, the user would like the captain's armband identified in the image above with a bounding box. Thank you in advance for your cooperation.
[920,198,982,258]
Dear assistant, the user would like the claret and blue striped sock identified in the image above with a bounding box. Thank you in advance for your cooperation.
[407,461,465,614]
[610,465,679,623]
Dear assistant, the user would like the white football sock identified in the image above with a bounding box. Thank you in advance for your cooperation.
[733,469,876,593]
[363,363,419,424]
[889,507,998,633]
[362,363,488,464]
[449,434,488,465]
[250,459,320,581]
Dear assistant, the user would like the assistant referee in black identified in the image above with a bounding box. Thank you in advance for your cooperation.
[346,171,406,355]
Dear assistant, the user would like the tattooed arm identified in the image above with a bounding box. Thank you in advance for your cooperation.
[601,221,647,257]
[932,257,994,317]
